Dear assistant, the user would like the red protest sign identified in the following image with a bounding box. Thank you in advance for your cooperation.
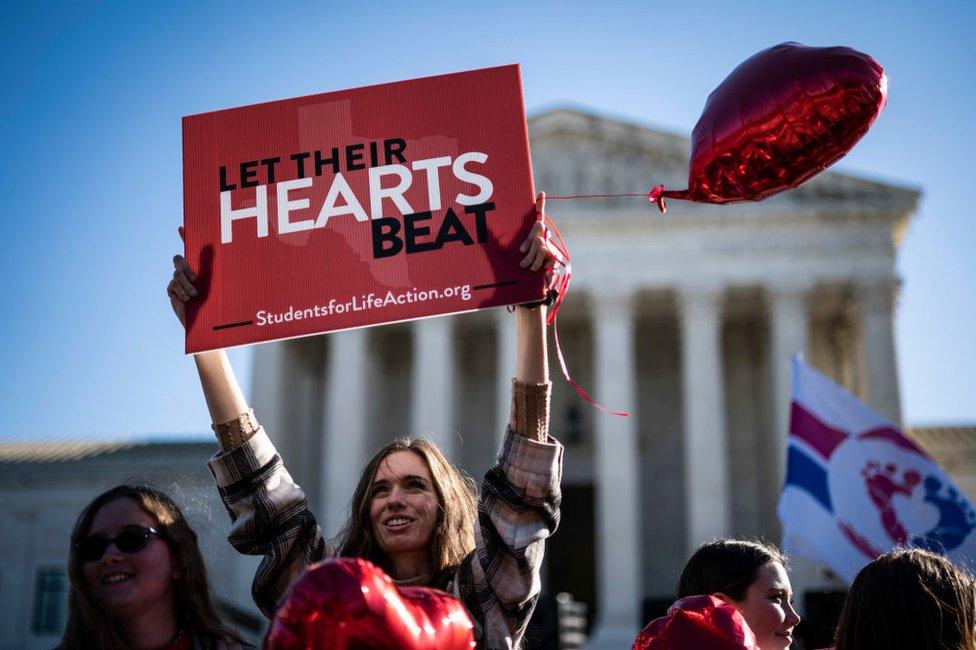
[182,64,542,353]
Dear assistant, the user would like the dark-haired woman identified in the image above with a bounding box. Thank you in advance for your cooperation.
[833,548,976,650]
[59,485,250,650]
[674,539,800,649]
[168,194,563,649]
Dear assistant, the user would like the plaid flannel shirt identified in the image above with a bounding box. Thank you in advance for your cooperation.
[207,399,562,650]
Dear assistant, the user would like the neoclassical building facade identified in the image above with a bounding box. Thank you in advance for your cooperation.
[246,108,919,648]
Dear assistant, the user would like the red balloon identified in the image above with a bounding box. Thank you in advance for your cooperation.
[631,595,759,650]
[650,42,886,212]
[264,558,475,650]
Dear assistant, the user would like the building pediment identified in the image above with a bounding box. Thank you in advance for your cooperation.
[528,107,920,226]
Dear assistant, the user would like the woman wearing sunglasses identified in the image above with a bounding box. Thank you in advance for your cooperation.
[59,484,251,650]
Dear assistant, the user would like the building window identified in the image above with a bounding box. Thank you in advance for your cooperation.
[32,567,67,636]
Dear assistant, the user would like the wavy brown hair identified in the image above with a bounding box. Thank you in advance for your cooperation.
[59,485,242,650]
[337,438,478,582]
[834,548,976,650]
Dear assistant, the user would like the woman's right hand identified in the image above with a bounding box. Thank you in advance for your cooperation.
[167,225,198,327]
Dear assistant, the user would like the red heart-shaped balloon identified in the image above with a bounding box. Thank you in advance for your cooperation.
[264,558,475,650]
[631,595,759,650]
[650,42,886,212]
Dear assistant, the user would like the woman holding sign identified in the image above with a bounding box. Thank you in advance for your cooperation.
[168,193,562,649]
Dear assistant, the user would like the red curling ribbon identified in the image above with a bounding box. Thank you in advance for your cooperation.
[545,190,671,214]
[552,314,630,418]
[647,184,667,213]
[645,185,692,214]
[535,210,629,418]
[546,193,650,200]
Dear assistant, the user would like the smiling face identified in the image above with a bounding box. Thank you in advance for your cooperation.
[80,497,176,619]
[721,561,800,650]
[368,450,439,570]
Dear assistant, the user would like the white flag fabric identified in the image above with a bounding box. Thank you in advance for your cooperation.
[777,356,976,583]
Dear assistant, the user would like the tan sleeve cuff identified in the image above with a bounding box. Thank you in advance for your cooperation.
[212,409,261,452]
[510,379,551,442]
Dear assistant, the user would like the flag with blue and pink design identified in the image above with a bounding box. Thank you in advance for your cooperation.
[778,356,976,583]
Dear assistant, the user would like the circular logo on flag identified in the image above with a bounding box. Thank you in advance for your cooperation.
[829,433,976,558]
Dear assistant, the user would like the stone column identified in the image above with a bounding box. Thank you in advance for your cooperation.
[320,329,368,537]
[495,308,517,450]
[827,298,860,395]
[587,288,642,649]
[679,283,731,551]
[857,279,902,424]
[767,281,812,506]
[411,317,456,459]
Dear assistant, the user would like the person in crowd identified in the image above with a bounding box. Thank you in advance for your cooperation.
[59,484,250,650]
[833,548,976,650]
[166,193,564,650]
[672,539,801,650]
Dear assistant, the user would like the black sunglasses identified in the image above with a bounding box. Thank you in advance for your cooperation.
[74,525,163,562]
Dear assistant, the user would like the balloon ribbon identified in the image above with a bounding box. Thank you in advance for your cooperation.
[536,212,629,417]
[546,185,681,214]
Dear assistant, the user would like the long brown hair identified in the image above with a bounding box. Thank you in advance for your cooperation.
[834,548,976,650]
[60,485,242,649]
[677,538,789,601]
[336,438,478,581]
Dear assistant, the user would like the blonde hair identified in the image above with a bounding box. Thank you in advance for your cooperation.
[60,485,242,649]
[337,438,478,582]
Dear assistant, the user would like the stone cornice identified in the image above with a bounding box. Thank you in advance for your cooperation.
[0,465,213,491]
[529,107,690,157]
[549,204,912,237]
[0,443,217,491]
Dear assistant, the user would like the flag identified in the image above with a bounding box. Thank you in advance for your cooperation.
[777,356,976,582]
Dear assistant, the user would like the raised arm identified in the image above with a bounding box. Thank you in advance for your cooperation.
[193,351,249,427]
[515,305,549,386]
[514,193,552,384]
[168,249,328,618]
[167,254,250,443]
[508,191,552,441]
[463,193,564,648]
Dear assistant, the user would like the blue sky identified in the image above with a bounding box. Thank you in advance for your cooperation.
[1,1,973,442]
